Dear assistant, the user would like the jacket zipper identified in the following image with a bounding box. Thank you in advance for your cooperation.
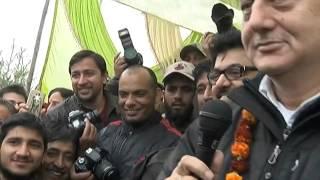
[118,130,133,153]
[267,126,291,164]
[264,126,292,179]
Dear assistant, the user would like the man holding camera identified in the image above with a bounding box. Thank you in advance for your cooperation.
[91,65,180,179]
[46,50,120,151]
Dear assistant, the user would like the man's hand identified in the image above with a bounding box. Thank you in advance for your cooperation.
[17,103,29,113]
[114,52,128,79]
[201,32,215,59]
[79,119,97,152]
[166,151,224,180]
[70,165,95,180]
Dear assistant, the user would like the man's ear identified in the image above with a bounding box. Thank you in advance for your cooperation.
[103,74,109,84]
[155,87,163,101]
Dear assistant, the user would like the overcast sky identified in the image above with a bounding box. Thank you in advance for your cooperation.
[0,0,46,60]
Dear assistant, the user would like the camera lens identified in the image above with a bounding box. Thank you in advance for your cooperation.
[78,157,85,164]
[95,159,120,180]
[102,168,120,180]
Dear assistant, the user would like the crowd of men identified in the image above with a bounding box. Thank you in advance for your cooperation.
[0,0,319,179]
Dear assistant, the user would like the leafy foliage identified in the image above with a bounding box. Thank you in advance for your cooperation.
[0,41,30,89]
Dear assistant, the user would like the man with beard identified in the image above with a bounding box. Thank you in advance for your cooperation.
[76,65,180,180]
[41,122,77,180]
[163,61,196,133]
[0,112,47,180]
[46,50,120,151]
[157,29,258,179]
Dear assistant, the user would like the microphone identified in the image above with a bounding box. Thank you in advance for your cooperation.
[196,100,232,167]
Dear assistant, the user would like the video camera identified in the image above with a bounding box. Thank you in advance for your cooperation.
[118,28,143,66]
[74,147,119,180]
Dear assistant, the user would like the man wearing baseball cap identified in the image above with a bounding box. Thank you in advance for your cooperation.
[180,44,206,65]
[163,61,196,133]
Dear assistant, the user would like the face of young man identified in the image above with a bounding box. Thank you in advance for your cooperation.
[2,93,26,111]
[210,48,257,99]
[0,126,44,178]
[118,68,157,123]
[70,57,106,104]
[241,0,320,76]
[196,72,214,109]
[42,141,75,180]
[164,75,195,119]
[184,51,205,65]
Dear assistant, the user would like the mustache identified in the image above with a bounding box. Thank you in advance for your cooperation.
[46,164,66,174]
[252,33,285,46]
[171,103,186,106]
[12,156,32,163]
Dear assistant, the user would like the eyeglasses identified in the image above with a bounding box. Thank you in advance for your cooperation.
[207,64,257,85]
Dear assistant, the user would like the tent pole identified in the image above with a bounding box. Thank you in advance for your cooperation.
[27,0,51,92]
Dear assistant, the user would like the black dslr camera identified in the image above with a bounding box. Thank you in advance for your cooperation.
[118,28,143,66]
[68,110,99,133]
[74,147,120,180]
[211,3,235,33]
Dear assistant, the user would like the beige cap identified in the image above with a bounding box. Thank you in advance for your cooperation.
[180,43,206,60]
[163,61,195,83]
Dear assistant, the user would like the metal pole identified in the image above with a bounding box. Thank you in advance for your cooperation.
[27,0,51,91]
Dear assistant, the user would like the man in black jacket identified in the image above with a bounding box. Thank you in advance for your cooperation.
[158,29,257,179]
[95,65,180,179]
[45,50,120,152]
[46,50,120,129]
[163,61,196,133]
[167,0,320,180]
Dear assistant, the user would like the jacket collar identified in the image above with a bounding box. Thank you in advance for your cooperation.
[72,90,119,115]
[123,111,162,131]
[228,74,320,142]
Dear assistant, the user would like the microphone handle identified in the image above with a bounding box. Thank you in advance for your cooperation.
[196,140,219,167]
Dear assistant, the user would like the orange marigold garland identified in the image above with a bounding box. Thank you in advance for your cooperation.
[226,109,256,180]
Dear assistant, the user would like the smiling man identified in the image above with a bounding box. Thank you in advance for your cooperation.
[167,0,320,179]
[92,65,180,179]
[41,123,77,180]
[46,50,120,130]
[0,112,47,180]
[45,50,121,153]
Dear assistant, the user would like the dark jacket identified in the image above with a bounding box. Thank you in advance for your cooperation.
[160,74,320,180]
[156,119,199,179]
[157,97,240,179]
[97,112,180,180]
[45,92,120,130]
[216,76,320,180]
